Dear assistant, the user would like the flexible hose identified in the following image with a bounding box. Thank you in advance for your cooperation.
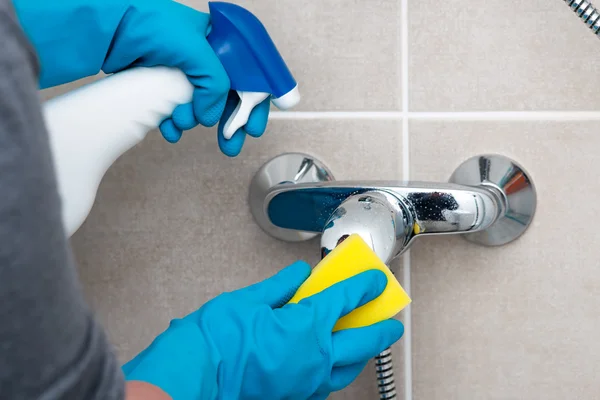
[375,347,397,399]
[564,0,600,37]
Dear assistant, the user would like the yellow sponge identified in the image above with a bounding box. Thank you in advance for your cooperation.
[287,234,411,331]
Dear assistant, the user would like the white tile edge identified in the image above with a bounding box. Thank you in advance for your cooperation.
[408,111,600,120]
[401,117,411,400]
[402,251,412,400]
[269,111,403,119]
[269,111,600,120]
[401,0,412,398]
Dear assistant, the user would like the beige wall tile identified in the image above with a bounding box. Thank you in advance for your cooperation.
[41,0,402,111]
[193,0,401,111]
[409,120,600,400]
[71,118,405,399]
[409,1,600,111]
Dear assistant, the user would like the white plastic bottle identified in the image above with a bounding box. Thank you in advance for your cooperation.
[42,67,194,237]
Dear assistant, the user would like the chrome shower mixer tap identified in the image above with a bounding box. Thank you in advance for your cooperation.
[249,153,536,265]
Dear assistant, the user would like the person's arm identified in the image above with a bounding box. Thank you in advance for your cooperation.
[0,1,129,398]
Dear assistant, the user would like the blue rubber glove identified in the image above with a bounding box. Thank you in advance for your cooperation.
[123,261,404,400]
[13,0,267,156]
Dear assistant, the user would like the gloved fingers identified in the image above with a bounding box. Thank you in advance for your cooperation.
[233,260,311,308]
[190,40,230,127]
[196,88,228,128]
[244,97,270,138]
[305,270,387,328]
[218,125,246,157]
[217,91,246,157]
[159,118,183,143]
[329,361,368,392]
[330,319,404,366]
[172,103,198,131]
[217,92,245,157]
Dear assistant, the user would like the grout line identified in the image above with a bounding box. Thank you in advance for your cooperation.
[402,252,412,400]
[407,111,600,120]
[400,0,413,398]
[402,118,410,176]
[402,118,412,400]
[269,111,402,119]
[269,110,600,120]
[401,15,409,115]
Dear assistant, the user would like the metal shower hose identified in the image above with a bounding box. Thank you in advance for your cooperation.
[565,0,600,36]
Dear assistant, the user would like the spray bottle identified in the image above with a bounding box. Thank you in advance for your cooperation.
[42,2,299,238]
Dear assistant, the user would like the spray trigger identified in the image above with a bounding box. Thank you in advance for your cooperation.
[222,91,270,140]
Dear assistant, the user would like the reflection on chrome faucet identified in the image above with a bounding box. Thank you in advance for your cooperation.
[407,191,460,233]
[249,153,536,264]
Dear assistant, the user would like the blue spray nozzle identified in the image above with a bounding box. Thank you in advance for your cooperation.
[206,2,299,111]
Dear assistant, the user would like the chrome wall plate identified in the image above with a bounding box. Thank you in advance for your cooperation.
[449,154,536,246]
[248,152,334,242]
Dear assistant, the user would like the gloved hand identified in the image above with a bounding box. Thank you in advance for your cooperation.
[13,0,267,156]
[123,261,404,400]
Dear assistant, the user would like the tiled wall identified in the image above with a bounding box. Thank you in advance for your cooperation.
[44,1,600,399]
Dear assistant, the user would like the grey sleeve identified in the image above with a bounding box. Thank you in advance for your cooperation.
[0,1,125,399]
